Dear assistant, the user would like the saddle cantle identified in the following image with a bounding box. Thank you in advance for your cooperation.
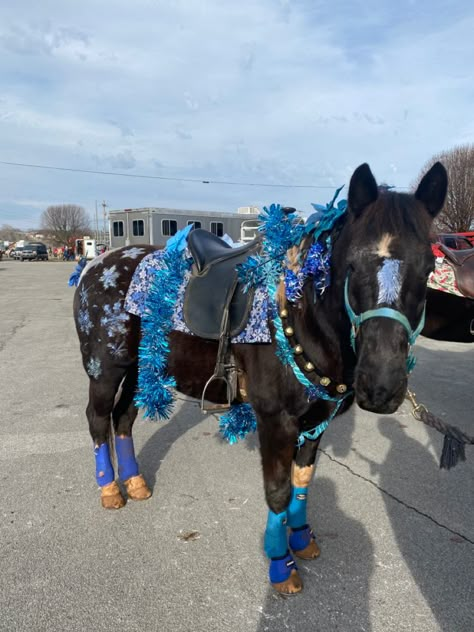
[184,229,262,339]
[439,244,474,298]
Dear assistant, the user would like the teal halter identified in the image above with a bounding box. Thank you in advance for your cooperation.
[344,274,426,373]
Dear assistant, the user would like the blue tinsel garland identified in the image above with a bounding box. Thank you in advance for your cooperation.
[135,196,351,446]
[219,403,257,445]
[68,257,88,287]
[229,191,351,445]
[135,226,193,419]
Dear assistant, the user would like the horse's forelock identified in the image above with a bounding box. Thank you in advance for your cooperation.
[353,191,433,246]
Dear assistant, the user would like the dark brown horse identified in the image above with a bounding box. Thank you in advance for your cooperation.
[74,162,447,594]
[423,289,474,342]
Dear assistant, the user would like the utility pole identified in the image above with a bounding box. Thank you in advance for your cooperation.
[102,200,108,244]
[95,200,99,241]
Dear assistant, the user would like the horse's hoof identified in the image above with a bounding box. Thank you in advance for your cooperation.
[124,474,152,500]
[272,569,303,594]
[289,525,321,560]
[100,481,126,509]
[293,538,320,560]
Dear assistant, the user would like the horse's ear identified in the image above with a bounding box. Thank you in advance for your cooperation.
[415,162,448,218]
[348,163,378,217]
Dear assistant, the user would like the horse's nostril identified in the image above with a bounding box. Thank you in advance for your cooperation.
[356,369,406,409]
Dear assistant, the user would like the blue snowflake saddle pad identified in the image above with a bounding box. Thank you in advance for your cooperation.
[124,249,272,343]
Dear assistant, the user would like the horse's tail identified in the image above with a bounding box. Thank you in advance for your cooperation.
[68,257,88,287]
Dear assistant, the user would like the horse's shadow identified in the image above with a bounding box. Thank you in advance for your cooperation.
[255,477,374,632]
[359,341,473,631]
[137,395,263,490]
[320,406,357,459]
[253,341,472,631]
[369,414,473,631]
[137,397,203,491]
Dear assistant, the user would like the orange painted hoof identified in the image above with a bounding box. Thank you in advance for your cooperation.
[100,481,126,509]
[293,538,321,560]
[272,569,303,594]
[124,474,152,501]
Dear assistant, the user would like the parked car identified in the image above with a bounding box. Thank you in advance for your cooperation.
[20,243,49,261]
[12,246,24,259]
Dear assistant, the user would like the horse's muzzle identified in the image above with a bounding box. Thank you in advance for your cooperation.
[354,369,407,414]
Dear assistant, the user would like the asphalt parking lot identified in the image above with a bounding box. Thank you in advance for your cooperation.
[1,258,473,632]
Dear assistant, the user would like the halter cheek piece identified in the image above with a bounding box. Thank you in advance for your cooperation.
[344,274,426,372]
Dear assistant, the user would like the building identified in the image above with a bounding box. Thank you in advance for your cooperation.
[108,206,260,249]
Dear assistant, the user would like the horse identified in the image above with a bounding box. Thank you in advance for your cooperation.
[423,285,474,343]
[73,161,448,594]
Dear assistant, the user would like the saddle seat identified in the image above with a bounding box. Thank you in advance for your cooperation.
[188,228,260,273]
[184,229,262,339]
[440,244,474,298]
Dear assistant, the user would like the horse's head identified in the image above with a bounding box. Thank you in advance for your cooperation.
[340,161,447,414]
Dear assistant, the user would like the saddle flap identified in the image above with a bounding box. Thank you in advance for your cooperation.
[439,244,474,298]
[439,244,474,267]
[183,232,261,339]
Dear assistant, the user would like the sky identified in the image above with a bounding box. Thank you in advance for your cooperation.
[0,0,473,229]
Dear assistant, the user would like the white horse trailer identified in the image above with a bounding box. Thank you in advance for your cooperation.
[108,207,261,249]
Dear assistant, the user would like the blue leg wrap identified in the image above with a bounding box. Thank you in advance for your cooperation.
[115,435,139,481]
[287,486,308,529]
[289,525,315,552]
[269,552,298,584]
[264,510,288,559]
[94,443,114,487]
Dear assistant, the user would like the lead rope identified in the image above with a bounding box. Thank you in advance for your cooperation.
[405,389,473,469]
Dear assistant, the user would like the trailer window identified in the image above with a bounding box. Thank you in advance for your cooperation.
[132,220,144,236]
[187,221,201,229]
[162,219,178,236]
[113,221,124,237]
[210,222,224,237]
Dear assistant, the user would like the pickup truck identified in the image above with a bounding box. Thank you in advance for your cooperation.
[20,243,49,261]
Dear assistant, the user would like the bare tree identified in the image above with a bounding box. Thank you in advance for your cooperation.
[40,204,91,245]
[414,144,474,232]
[0,224,25,243]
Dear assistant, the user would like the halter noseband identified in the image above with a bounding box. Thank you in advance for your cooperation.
[344,274,426,371]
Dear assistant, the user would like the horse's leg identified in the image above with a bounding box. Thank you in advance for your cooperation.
[287,436,322,560]
[87,369,127,509]
[258,412,303,594]
[112,363,151,501]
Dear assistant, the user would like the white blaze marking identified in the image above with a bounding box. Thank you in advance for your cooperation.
[376,234,394,258]
[377,259,402,305]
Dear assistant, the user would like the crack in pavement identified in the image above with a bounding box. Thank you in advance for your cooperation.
[0,317,27,353]
[170,397,474,544]
[319,448,474,545]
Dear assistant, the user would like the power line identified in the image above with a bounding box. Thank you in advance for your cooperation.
[0,159,342,189]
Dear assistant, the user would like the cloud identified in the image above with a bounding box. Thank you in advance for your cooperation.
[0,0,473,228]
[92,149,137,170]
[0,21,90,59]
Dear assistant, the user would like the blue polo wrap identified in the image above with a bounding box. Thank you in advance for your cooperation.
[287,486,308,529]
[264,510,288,559]
[269,552,297,584]
[94,443,114,487]
[115,435,139,481]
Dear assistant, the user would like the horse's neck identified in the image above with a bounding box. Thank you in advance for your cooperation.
[290,275,353,384]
